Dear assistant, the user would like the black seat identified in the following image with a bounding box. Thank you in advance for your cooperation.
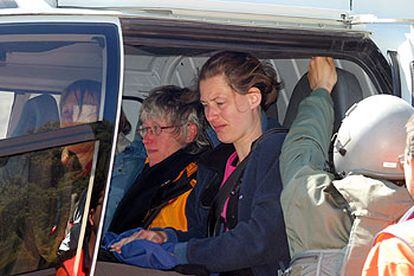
[12,94,60,136]
[283,68,364,132]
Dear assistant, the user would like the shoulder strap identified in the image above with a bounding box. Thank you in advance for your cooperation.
[210,155,249,236]
[225,182,241,230]
[199,144,235,208]
[214,156,248,217]
[208,129,288,235]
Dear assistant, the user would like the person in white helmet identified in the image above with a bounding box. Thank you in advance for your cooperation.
[280,57,414,275]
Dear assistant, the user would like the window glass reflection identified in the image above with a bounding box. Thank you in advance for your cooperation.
[0,34,104,141]
[0,140,97,275]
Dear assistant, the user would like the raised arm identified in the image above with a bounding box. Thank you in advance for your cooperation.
[280,57,337,186]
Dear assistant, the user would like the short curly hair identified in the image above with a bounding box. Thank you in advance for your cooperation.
[139,85,208,154]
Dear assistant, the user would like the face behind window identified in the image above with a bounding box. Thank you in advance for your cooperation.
[60,90,99,128]
[60,87,100,171]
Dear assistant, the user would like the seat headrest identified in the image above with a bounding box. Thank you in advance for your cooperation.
[283,68,364,132]
[12,94,60,136]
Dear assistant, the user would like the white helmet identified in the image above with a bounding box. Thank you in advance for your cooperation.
[333,94,414,180]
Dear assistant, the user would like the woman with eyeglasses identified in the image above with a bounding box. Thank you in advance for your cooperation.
[107,85,209,234]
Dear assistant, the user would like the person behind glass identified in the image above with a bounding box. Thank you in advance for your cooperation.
[56,79,101,276]
[107,85,209,234]
[0,83,99,275]
[60,79,101,176]
[110,51,290,275]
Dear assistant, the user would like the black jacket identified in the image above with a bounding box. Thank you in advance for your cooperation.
[109,148,203,234]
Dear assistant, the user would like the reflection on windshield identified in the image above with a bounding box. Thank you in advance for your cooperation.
[0,142,95,275]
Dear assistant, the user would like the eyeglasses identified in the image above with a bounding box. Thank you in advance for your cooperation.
[399,152,414,166]
[136,124,179,137]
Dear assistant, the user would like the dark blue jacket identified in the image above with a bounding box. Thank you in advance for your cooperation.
[171,129,290,275]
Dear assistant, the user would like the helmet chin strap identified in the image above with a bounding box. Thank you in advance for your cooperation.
[328,132,345,180]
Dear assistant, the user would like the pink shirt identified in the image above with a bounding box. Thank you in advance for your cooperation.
[220,151,238,226]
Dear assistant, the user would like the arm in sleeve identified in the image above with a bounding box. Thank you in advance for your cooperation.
[280,88,334,187]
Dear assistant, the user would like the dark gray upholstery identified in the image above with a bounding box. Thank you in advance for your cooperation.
[283,68,364,132]
[12,94,60,136]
